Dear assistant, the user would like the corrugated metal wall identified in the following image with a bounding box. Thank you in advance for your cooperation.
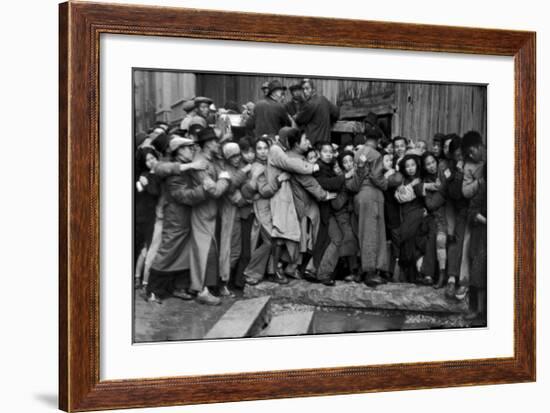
[134,70,486,142]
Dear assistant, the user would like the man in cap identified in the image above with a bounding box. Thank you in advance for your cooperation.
[194,96,216,126]
[179,99,198,130]
[246,79,291,137]
[295,79,340,145]
[145,136,207,304]
[285,82,304,117]
[188,127,232,305]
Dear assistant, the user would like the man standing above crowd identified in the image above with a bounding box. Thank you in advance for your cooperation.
[294,79,339,145]
[246,80,291,136]
[285,82,304,116]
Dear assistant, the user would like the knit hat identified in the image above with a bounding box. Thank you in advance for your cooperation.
[222,142,241,160]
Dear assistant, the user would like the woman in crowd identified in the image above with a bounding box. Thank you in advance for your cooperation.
[395,154,427,284]
[335,150,360,282]
[419,151,448,287]
[134,147,162,288]
[218,142,250,296]
[306,142,346,286]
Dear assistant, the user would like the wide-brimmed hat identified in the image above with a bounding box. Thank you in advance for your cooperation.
[289,82,302,91]
[182,99,196,112]
[169,136,195,154]
[197,127,218,144]
[267,80,287,94]
[194,96,213,106]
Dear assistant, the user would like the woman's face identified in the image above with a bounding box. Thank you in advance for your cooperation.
[432,142,441,156]
[306,150,318,164]
[451,148,463,163]
[382,154,393,171]
[385,143,394,155]
[255,140,269,161]
[424,155,438,175]
[242,148,256,164]
[342,155,354,172]
[229,154,242,168]
[319,145,333,164]
[404,158,417,177]
[145,152,159,170]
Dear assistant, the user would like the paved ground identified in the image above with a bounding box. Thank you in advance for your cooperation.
[133,284,481,343]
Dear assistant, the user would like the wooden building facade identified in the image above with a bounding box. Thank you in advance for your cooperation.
[134,69,487,142]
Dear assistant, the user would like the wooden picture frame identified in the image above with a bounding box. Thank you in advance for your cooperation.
[59,1,536,411]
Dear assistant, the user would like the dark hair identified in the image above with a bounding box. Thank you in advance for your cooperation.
[392,136,408,147]
[421,151,438,176]
[398,154,421,179]
[287,128,303,149]
[337,150,355,169]
[379,137,392,149]
[305,148,317,159]
[238,136,253,152]
[449,136,463,155]
[224,100,240,113]
[433,133,445,144]
[316,142,332,152]
[136,146,160,175]
[462,130,483,153]
[444,133,459,145]
[254,136,271,151]
[188,124,204,137]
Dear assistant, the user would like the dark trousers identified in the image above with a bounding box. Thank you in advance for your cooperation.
[234,214,254,289]
[447,208,467,279]
[146,269,177,298]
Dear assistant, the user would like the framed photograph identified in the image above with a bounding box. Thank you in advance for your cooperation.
[59,1,536,411]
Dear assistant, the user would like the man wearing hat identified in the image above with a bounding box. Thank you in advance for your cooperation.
[145,136,207,304]
[285,82,304,117]
[194,96,216,126]
[179,99,198,130]
[188,127,232,305]
[295,79,340,145]
[246,79,291,137]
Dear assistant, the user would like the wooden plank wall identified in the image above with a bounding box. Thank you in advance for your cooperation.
[134,70,487,142]
[393,82,487,142]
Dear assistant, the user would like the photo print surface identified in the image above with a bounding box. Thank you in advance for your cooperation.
[132,68,487,343]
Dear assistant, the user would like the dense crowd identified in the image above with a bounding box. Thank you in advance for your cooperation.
[134,78,487,321]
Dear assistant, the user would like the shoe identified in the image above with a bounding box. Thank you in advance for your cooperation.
[364,271,384,287]
[265,271,289,285]
[321,279,335,286]
[172,289,194,300]
[134,278,142,289]
[196,289,221,306]
[422,275,434,286]
[344,274,356,282]
[376,271,388,284]
[285,268,304,280]
[245,276,260,286]
[219,285,236,297]
[147,292,162,304]
[434,269,446,289]
[455,286,469,301]
[445,279,457,298]
[303,270,319,283]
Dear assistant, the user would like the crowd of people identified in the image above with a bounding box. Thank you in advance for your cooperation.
[134,78,487,321]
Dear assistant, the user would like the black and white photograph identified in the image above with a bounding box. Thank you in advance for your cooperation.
[132,69,488,343]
